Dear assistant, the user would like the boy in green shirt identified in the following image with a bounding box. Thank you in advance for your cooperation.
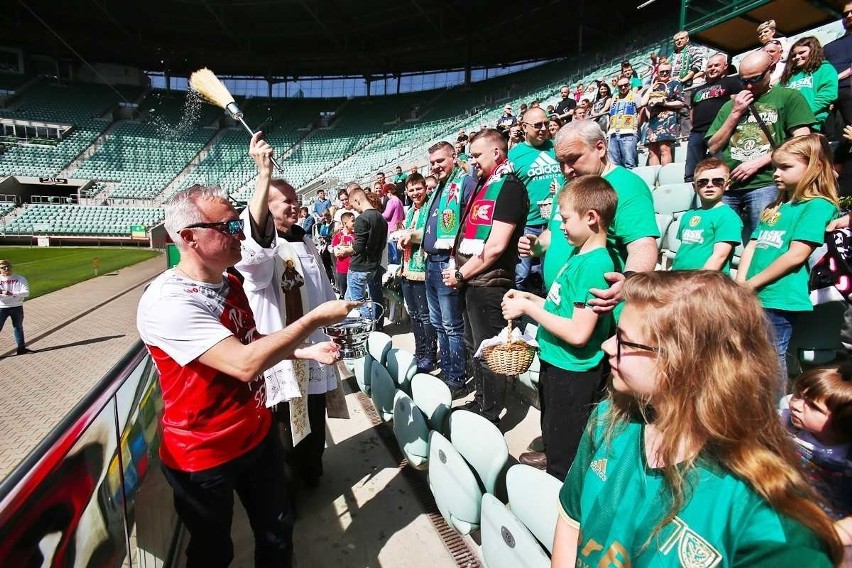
[501,176,616,480]
[672,158,743,274]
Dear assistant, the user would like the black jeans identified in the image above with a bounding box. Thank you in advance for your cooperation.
[461,285,510,422]
[539,360,608,481]
[161,425,293,568]
[401,278,437,369]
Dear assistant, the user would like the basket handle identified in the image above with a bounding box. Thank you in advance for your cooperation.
[505,319,513,339]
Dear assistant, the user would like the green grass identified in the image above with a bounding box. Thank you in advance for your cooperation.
[0,247,162,298]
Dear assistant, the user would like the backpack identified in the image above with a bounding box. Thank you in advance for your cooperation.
[809,228,852,303]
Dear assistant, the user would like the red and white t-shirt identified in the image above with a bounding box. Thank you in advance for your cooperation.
[136,269,271,472]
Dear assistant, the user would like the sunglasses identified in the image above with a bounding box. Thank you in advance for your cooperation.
[523,121,548,130]
[658,70,672,75]
[845,9,852,16]
[695,177,726,189]
[183,219,245,236]
[616,328,662,363]
[740,67,771,84]
[0,265,10,269]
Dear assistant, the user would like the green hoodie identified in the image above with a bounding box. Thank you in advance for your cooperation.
[783,61,838,130]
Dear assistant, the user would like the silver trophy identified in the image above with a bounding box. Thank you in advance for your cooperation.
[322,301,385,359]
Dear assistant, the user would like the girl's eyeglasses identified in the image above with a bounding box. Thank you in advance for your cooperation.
[183,219,245,236]
[616,328,662,362]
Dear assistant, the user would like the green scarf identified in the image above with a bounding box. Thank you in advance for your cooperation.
[402,203,427,279]
[457,161,512,255]
[426,166,466,250]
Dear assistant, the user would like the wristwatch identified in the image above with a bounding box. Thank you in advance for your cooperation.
[454,269,465,283]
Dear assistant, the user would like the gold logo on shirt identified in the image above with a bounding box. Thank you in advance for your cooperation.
[590,458,607,481]
[689,215,701,228]
[658,516,722,568]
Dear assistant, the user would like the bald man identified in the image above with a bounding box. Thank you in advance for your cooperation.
[707,50,815,238]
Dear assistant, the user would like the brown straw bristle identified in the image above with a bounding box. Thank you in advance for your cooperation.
[189,68,235,109]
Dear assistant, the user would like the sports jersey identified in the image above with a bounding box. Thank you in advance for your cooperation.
[706,87,815,192]
[608,92,643,135]
[672,204,742,274]
[543,166,659,288]
[559,401,833,567]
[782,62,839,129]
[747,198,838,311]
[538,247,614,371]
[509,140,565,226]
[137,269,271,472]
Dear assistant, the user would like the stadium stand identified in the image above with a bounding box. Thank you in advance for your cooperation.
[2,204,162,236]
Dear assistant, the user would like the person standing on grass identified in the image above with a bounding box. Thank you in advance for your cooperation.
[0,259,32,356]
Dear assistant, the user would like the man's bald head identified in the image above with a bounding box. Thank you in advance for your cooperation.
[521,107,549,147]
[739,50,772,75]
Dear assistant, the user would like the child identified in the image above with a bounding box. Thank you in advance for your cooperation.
[672,157,742,274]
[551,271,843,567]
[737,134,839,387]
[501,176,616,480]
[331,212,355,299]
[783,365,852,536]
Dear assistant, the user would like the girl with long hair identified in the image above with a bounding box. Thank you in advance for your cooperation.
[737,134,839,386]
[552,271,843,567]
[781,37,839,131]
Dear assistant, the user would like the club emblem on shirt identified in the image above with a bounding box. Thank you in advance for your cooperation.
[760,208,781,226]
[658,517,722,568]
[689,215,701,228]
[441,209,457,231]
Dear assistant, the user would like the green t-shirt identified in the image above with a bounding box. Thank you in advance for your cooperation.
[746,198,838,311]
[783,62,838,130]
[705,87,815,192]
[672,204,742,274]
[537,247,614,371]
[508,140,565,226]
[543,166,659,288]
[559,401,833,567]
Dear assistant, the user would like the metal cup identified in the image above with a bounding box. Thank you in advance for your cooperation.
[322,301,385,359]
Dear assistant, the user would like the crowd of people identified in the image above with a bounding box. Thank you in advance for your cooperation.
[132,11,852,567]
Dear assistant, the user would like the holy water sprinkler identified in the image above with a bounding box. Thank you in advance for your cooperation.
[189,67,283,172]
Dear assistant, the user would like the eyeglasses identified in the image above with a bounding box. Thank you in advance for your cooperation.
[615,328,662,363]
[695,177,726,188]
[618,83,630,88]
[0,265,10,269]
[183,219,245,236]
[658,70,672,75]
[740,66,771,84]
[523,121,548,130]
[844,9,852,16]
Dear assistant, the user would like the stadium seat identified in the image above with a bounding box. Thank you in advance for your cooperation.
[631,165,660,190]
[368,332,393,367]
[392,390,431,469]
[506,464,563,554]
[657,162,686,185]
[411,373,452,435]
[449,410,509,497]
[480,494,551,568]
[427,431,483,534]
[370,363,397,422]
[787,301,846,372]
[385,347,417,395]
[351,355,373,395]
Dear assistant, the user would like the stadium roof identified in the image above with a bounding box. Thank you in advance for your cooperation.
[2,0,680,78]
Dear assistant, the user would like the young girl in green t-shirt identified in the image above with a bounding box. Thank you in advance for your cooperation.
[737,134,839,390]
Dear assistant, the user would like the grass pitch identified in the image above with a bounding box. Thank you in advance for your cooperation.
[0,247,161,298]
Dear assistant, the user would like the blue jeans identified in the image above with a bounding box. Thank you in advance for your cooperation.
[401,278,437,370]
[684,130,708,182]
[765,308,797,398]
[515,224,545,293]
[425,258,466,384]
[0,306,25,348]
[345,268,384,324]
[723,184,778,246]
[608,133,638,169]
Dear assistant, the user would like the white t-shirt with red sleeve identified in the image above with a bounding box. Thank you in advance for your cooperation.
[136,269,271,472]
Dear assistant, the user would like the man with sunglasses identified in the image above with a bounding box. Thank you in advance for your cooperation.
[607,77,644,168]
[0,259,31,355]
[707,50,815,240]
[137,183,354,568]
[509,107,565,293]
[236,132,348,491]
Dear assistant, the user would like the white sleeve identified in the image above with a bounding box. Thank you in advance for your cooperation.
[138,295,234,366]
[235,208,278,294]
[16,276,29,300]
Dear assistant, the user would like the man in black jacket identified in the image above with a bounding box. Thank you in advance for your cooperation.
[345,188,388,325]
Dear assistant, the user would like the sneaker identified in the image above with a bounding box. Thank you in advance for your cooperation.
[519,451,547,470]
[416,360,437,374]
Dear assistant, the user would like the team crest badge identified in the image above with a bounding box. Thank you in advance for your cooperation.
[689,215,701,228]
[441,209,457,231]
[761,208,781,226]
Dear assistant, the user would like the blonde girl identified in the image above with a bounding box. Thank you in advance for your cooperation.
[737,134,839,387]
[552,271,842,567]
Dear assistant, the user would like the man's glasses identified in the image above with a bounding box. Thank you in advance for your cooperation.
[523,121,548,130]
[616,328,661,363]
[0,265,9,269]
[618,83,630,88]
[695,177,726,189]
[658,70,672,75]
[844,9,852,16]
[183,219,244,236]
[740,67,771,84]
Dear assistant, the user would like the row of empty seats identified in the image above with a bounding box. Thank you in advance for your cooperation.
[2,204,163,236]
[348,333,561,566]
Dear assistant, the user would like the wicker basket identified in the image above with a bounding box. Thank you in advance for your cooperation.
[537,198,553,221]
[482,322,537,376]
